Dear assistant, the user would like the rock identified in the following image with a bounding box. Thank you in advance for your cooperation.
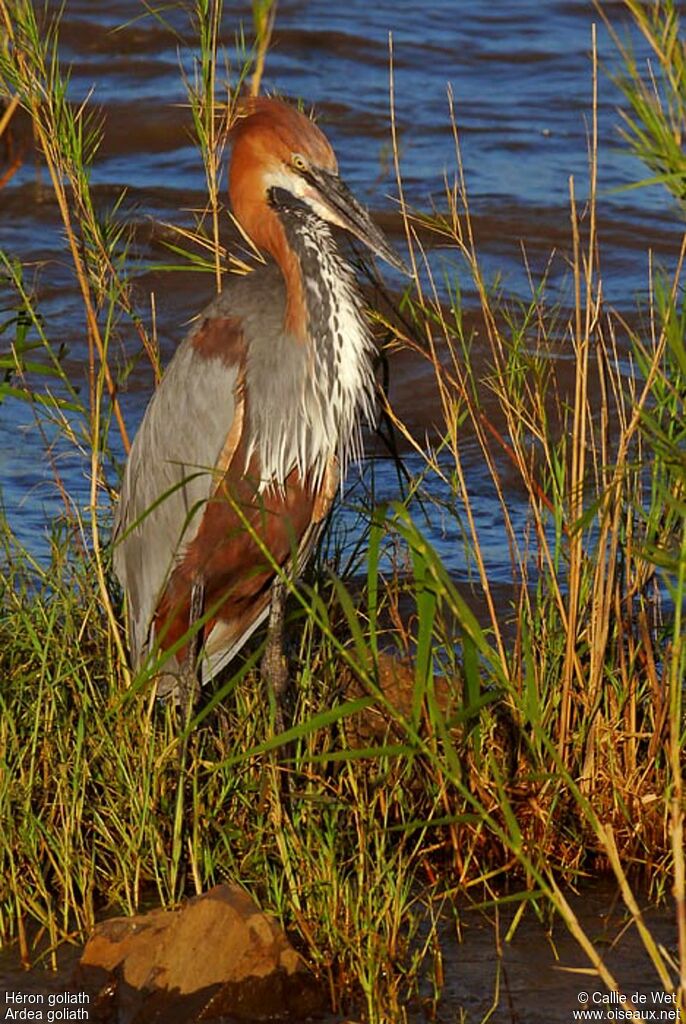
[73,883,324,1022]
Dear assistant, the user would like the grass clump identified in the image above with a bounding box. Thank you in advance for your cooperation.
[0,0,685,1020]
[599,0,686,206]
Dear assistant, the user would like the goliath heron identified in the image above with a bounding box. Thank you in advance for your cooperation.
[113,97,404,712]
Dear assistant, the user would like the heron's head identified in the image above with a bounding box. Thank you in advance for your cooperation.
[229,97,406,273]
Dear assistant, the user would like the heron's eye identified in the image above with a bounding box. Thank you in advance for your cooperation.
[291,153,308,172]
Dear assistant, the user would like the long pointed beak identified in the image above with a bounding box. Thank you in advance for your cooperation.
[306,168,410,276]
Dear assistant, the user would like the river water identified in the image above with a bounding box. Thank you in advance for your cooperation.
[1,0,684,569]
[0,2,682,1020]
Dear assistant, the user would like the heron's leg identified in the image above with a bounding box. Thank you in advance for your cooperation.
[261,577,290,737]
[170,577,204,899]
[178,577,205,718]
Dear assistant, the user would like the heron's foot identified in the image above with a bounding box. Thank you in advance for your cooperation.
[154,666,199,711]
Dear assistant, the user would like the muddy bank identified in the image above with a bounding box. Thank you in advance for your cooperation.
[0,881,678,1024]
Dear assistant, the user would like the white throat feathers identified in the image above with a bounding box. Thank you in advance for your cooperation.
[244,206,376,492]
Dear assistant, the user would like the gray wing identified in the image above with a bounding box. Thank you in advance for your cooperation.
[200,512,326,684]
[113,315,243,667]
[199,454,338,682]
